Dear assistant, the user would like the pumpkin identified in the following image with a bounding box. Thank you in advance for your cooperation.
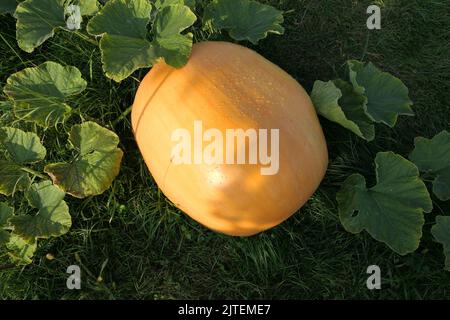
[132,41,328,236]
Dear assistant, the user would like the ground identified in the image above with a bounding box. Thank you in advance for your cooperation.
[1,0,450,299]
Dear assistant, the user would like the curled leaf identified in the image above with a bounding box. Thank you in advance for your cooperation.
[311,80,374,141]
[347,60,414,127]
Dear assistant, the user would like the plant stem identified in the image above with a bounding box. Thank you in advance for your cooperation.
[361,31,370,61]
[112,105,133,126]
[21,167,48,180]
[72,31,98,46]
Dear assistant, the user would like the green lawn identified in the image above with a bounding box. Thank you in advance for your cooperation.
[1,0,450,299]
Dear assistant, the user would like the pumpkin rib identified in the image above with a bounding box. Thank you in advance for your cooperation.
[133,65,175,136]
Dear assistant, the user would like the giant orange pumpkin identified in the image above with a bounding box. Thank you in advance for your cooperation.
[132,41,328,236]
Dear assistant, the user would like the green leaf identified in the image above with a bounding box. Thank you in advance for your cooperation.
[3,61,87,127]
[74,0,99,16]
[409,130,450,201]
[311,80,374,141]
[10,180,71,241]
[99,34,156,82]
[154,4,196,39]
[431,216,450,271]
[154,0,195,10]
[87,0,154,82]
[15,0,99,52]
[347,60,414,127]
[15,0,66,53]
[347,60,365,95]
[6,234,36,265]
[0,0,21,14]
[0,127,46,163]
[87,0,150,37]
[0,202,13,226]
[153,4,196,67]
[45,122,123,198]
[0,160,30,196]
[0,230,10,245]
[204,0,284,45]
[337,152,432,255]
[69,121,119,154]
[0,203,13,245]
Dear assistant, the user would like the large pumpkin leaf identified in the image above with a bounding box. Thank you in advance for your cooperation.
[9,181,71,241]
[44,122,123,198]
[0,127,46,163]
[6,234,37,265]
[337,152,432,255]
[15,0,99,52]
[347,60,414,127]
[0,160,30,196]
[311,80,374,141]
[153,4,197,67]
[87,0,155,82]
[204,0,284,44]
[15,0,67,53]
[0,203,13,245]
[409,131,450,201]
[431,216,450,271]
[86,0,151,38]
[3,61,87,127]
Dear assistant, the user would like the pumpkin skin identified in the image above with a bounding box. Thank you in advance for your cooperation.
[132,41,328,236]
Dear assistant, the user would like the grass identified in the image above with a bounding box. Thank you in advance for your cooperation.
[1,0,450,299]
